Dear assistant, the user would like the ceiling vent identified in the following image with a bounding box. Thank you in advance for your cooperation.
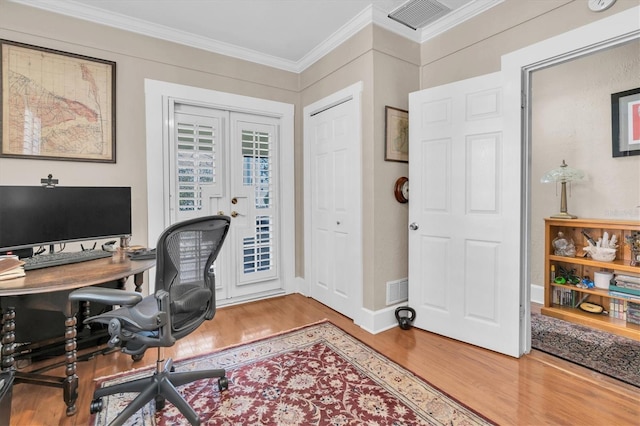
[388,0,452,30]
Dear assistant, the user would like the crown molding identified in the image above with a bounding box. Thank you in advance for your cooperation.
[419,0,504,42]
[8,0,300,71]
[8,0,503,73]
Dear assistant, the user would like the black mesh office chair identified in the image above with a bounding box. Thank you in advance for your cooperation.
[69,215,231,426]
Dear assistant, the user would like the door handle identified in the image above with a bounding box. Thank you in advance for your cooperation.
[218,210,225,215]
[409,222,419,231]
[231,211,244,218]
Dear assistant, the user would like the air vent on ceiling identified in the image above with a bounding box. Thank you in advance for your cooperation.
[388,0,452,30]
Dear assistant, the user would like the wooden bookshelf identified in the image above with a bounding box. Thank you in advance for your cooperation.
[542,218,640,341]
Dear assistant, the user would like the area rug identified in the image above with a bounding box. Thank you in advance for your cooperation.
[531,313,640,387]
[92,320,493,425]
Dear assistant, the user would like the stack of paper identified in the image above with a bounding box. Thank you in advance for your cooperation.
[0,256,26,281]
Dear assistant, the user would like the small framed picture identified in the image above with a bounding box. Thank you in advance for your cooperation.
[611,87,640,157]
[385,106,409,162]
[1,39,116,162]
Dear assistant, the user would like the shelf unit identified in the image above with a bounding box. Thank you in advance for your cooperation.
[542,218,640,341]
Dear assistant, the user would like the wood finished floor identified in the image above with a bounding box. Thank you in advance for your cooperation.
[10,294,640,425]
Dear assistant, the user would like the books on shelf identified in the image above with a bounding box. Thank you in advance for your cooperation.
[0,256,25,281]
[552,287,576,307]
[612,273,640,290]
[610,271,640,299]
[609,299,627,320]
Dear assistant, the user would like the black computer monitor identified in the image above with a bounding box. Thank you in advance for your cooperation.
[0,186,132,253]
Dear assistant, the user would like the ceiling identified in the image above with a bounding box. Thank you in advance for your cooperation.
[9,0,503,72]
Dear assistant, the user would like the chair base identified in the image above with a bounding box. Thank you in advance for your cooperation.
[92,357,227,426]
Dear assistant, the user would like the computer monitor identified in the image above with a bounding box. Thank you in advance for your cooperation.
[0,186,132,253]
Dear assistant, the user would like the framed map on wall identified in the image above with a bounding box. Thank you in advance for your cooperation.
[384,106,408,162]
[0,40,116,162]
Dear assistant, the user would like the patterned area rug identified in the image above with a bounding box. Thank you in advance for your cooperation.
[93,321,493,425]
[531,313,640,387]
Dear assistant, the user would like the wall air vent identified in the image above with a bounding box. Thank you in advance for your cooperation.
[388,0,452,30]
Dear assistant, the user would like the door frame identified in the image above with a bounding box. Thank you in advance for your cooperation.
[303,82,364,326]
[501,7,639,354]
[144,79,295,296]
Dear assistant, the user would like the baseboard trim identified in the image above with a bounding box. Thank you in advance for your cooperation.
[357,302,408,334]
[531,284,544,305]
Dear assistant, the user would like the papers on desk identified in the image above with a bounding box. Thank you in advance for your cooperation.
[0,256,26,281]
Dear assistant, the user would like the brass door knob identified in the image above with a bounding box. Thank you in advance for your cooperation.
[231,211,238,218]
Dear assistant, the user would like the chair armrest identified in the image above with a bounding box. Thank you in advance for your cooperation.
[69,287,143,306]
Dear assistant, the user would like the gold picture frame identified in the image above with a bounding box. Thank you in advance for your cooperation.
[384,106,408,162]
[1,39,116,162]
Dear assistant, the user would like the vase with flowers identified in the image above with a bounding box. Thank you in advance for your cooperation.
[626,231,640,267]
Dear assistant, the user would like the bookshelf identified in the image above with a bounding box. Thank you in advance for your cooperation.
[542,218,640,341]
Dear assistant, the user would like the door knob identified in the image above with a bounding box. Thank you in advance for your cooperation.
[218,210,225,215]
[231,211,244,218]
[409,222,419,230]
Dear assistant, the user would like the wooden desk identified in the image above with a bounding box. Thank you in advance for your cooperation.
[0,255,155,416]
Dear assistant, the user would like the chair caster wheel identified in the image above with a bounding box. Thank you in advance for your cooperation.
[89,398,103,414]
[218,376,229,391]
[155,395,166,410]
[131,353,144,362]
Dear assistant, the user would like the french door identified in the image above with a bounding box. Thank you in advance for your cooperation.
[169,102,282,303]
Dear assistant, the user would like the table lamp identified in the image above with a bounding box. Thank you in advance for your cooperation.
[540,160,585,219]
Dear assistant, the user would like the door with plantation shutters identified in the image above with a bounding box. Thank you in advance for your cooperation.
[170,102,283,302]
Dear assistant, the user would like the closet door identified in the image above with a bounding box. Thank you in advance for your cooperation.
[307,98,361,319]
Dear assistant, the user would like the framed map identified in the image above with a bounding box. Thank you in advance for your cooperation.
[1,40,115,162]
[384,106,408,162]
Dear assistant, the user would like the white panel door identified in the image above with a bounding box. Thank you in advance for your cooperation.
[408,72,522,357]
[308,99,359,318]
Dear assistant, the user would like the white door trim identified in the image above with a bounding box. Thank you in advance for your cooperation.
[303,81,364,326]
[501,6,639,354]
[144,79,295,296]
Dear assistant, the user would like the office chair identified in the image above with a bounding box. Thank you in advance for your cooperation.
[69,215,231,426]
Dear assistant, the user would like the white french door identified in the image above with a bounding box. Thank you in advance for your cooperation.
[169,102,282,302]
[408,72,522,357]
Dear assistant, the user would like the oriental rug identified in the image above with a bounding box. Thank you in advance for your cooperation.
[531,313,640,387]
[92,321,493,425]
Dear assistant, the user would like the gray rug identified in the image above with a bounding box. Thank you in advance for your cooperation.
[531,313,640,387]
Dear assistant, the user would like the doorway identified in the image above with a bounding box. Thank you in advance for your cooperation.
[144,79,295,303]
[170,103,283,301]
[502,8,640,353]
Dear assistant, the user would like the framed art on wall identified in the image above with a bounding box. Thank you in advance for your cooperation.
[384,106,409,162]
[0,39,116,162]
[611,87,640,157]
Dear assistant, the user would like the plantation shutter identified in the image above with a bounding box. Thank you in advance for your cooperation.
[172,105,224,219]
[232,117,279,284]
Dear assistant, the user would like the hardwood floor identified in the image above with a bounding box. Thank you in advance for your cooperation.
[10,294,639,425]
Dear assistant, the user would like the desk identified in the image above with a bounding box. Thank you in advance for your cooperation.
[0,255,155,416]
